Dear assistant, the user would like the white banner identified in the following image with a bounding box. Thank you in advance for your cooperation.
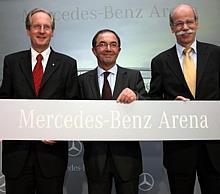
[0,99,219,140]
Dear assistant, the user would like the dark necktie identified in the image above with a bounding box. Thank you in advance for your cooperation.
[33,54,43,96]
[102,72,112,100]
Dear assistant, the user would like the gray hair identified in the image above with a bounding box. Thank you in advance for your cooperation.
[25,8,55,30]
[169,4,198,27]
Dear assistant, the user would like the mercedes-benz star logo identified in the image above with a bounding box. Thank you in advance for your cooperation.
[139,172,154,191]
[0,174,5,193]
[68,141,83,157]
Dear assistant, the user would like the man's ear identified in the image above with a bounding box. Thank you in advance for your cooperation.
[92,47,97,56]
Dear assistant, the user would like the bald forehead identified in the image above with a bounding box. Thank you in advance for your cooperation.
[172,4,194,16]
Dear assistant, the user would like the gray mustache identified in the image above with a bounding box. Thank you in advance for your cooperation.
[176,29,195,36]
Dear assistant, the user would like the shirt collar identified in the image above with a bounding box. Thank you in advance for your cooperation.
[176,39,197,57]
[31,47,51,61]
[97,64,118,77]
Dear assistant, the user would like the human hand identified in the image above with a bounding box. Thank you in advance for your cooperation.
[175,96,190,102]
[42,140,56,145]
[117,88,137,104]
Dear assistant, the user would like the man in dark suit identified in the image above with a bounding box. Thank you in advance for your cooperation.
[79,29,148,194]
[0,8,78,194]
[149,4,220,194]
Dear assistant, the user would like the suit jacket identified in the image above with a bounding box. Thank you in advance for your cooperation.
[79,65,148,181]
[149,41,220,173]
[0,49,78,178]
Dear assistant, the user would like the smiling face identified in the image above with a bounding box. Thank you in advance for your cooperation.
[170,4,199,47]
[92,31,121,70]
[27,11,53,53]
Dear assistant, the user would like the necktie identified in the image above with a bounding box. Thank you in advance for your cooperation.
[183,48,196,97]
[102,72,112,100]
[33,54,43,96]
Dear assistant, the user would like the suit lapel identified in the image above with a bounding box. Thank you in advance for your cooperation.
[166,46,190,91]
[40,50,60,89]
[19,50,35,93]
[196,41,209,88]
[89,68,101,99]
[166,46,186,82]
[113,66,126,99]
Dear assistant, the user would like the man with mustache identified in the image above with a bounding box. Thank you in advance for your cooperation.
[149,4,220,194]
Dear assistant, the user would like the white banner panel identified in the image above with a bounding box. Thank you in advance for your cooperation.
[0,99,219,141]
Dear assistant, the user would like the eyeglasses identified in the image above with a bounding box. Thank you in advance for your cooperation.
[31,24,52,31]
[96,42,119,49]
[173,19,196,28]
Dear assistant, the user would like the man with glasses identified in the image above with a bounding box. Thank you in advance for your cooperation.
[149,4,220,194]
[0,8,78,194]
[79,29,148,194]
